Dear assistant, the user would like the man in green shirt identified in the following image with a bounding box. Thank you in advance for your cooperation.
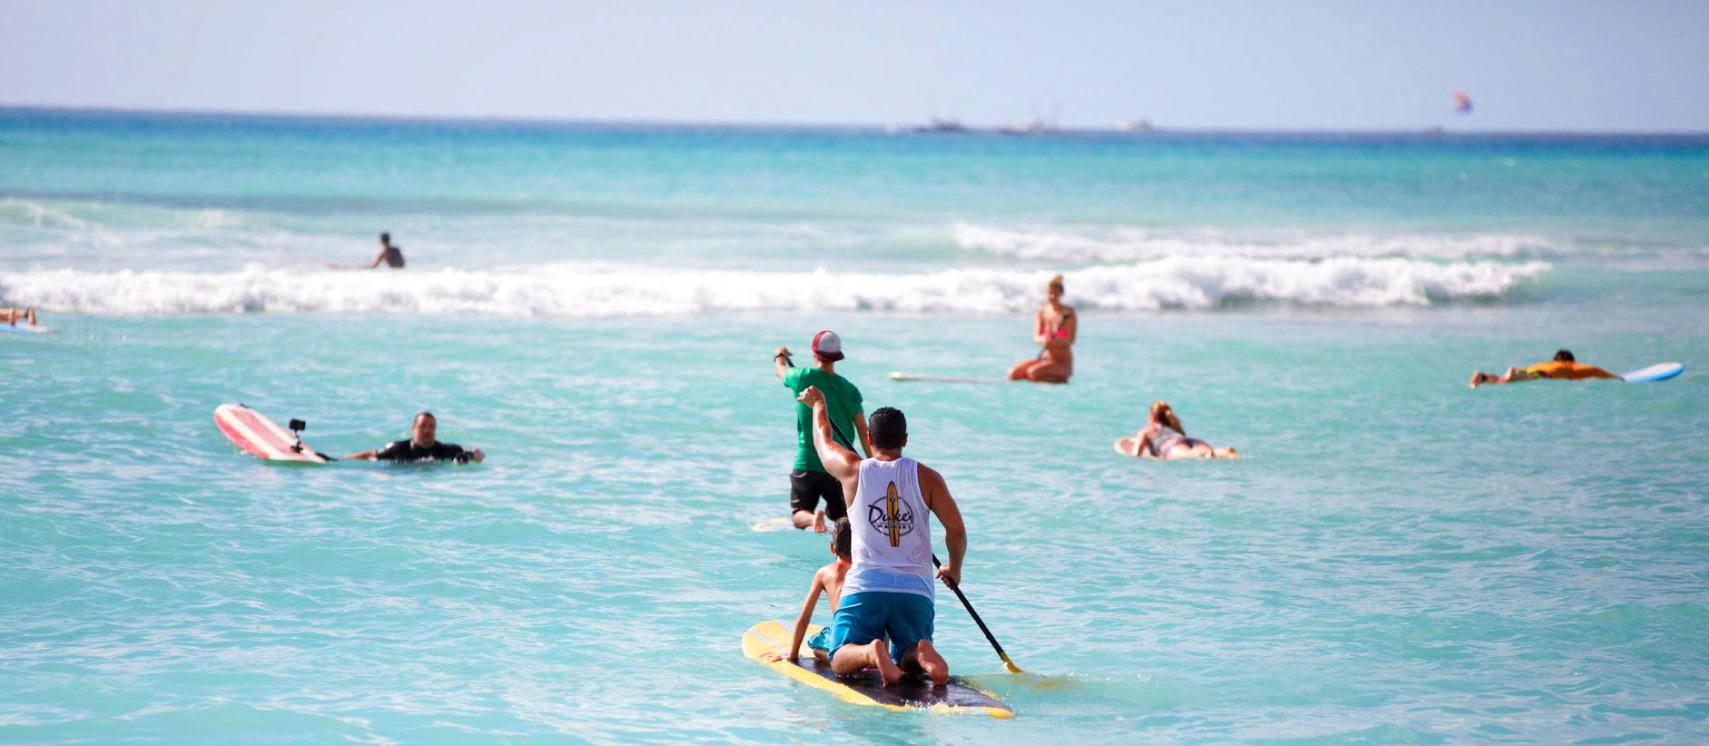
[774,330,873,532]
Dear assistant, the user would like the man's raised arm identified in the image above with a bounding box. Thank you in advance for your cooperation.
[797,385,860,483]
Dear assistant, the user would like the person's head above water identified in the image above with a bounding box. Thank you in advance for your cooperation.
[1047,274,1065,303]
[1554,349,1575,362]
[812,330,844,363]
[411,411,437,447]
[829,516,852,560]
[1150,401,1183,431]
[869,406,907,451]
[380,232,392,247]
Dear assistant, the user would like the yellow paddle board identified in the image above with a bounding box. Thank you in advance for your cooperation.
[741,619,1012,718]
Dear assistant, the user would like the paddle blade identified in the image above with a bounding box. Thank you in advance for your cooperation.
[1002,656,1024,674]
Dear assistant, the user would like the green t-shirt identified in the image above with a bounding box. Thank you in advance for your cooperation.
[783,366,864,473]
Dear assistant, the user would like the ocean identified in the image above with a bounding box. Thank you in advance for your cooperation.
[2,108,1706,744]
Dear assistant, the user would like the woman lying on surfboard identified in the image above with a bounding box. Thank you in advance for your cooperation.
[1007,275,1075,384]
[1119,402,1239,460]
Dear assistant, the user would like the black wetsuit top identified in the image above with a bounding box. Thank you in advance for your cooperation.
[382,246,405,268]
[375,439,470,463]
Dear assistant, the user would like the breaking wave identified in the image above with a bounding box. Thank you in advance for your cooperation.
[953,222,1553,263]
[0,258,1550,316]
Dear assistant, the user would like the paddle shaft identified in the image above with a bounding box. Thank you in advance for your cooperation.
[932,554,1022,673]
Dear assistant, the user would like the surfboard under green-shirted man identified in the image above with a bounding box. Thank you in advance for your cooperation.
[774,330,873,533]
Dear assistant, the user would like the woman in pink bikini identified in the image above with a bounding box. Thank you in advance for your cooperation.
[1008,275,1076,383]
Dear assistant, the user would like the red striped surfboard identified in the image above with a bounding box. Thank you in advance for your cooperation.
[213,403,327,463]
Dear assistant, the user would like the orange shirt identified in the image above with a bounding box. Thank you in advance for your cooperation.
[1522,361,1618,380]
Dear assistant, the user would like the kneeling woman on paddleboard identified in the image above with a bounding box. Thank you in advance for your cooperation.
[1122,402,1239,460]
[1007,274,1075,383]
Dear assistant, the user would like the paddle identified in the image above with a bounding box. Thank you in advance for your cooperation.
[932,554,1023,674]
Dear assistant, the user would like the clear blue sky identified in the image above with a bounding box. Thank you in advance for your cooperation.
[2,0,1705,131]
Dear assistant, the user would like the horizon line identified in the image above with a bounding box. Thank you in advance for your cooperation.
[4,102,1709,138]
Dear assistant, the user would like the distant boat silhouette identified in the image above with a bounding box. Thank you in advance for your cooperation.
[914,117,970,133]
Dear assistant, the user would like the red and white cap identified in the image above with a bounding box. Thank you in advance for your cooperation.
[812,330,844,362]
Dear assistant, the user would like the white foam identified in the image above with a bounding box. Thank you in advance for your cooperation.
[952,222,1549,263]
[0,258,1550,316]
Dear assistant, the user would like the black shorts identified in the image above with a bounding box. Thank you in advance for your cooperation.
[789,469,848,521]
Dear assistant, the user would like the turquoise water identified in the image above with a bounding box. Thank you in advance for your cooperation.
[3,109,1708,744]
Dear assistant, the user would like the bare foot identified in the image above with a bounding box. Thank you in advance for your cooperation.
[1468,372,1485,389]
[811,510,827,533]
[912,640,950,685]
[868,638,909,686]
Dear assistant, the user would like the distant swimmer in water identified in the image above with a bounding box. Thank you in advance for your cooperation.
[1468,349,1619,389]
[1122,401,1239,460]
[342,412,484,463]
[2,307,38,327]
[1007,274,1075,383]
[330,232,405,270]
[774,331,873,532]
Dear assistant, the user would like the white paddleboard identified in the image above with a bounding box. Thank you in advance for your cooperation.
[214,403,327,463]
[1113,437,1160,460]
[1620,363,1683,383]
[889,372,1008,384]
[0,324,52,334]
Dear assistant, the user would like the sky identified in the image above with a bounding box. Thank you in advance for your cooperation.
[2,0,1706,131]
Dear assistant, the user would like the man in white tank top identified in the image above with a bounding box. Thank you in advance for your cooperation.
[796,385,968,686]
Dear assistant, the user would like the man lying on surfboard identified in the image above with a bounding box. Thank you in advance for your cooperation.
[796,385,967,686]
[342,412,484,463]
[1469,349,1619,389]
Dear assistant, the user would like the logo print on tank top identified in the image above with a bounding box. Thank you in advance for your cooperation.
[867,481,914,547]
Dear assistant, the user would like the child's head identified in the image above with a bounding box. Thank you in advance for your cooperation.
[829,517,852,560]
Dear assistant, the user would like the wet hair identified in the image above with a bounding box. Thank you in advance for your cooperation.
[869,407,906,450]
[830,517,852,559]
[380,232,391,243]
[1150,401,1185,436]
[1554,349,1575,362]
[1047,274,1065,294]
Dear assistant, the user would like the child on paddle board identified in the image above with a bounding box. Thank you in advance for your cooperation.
[780,516,853,662]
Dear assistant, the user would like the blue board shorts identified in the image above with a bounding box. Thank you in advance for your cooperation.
[807,627,831,654]
[828,591,935,666]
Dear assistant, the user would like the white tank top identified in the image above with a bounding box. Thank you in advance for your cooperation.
[841,457,935,599]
